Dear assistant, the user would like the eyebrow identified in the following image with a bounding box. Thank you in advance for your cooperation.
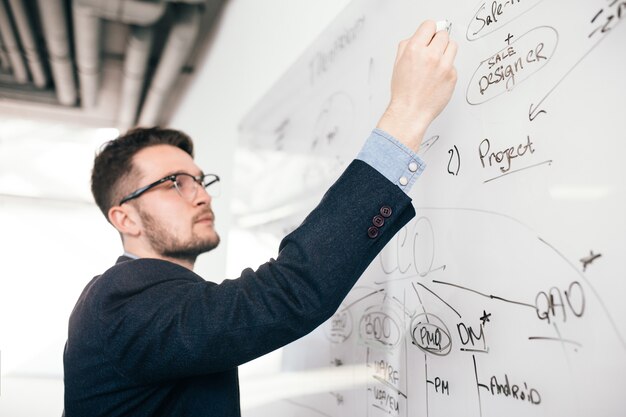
[161,169,204,178]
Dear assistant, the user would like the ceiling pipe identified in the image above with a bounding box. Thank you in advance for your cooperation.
[117,25,154,131]
[73,0,168,26]
[36,0,77,105]
[0,1,28,84]
[72,3,102,108]
[7,0,48,88]
[72,0,168,109]
[138,4,201,126]
[0,36,11,71]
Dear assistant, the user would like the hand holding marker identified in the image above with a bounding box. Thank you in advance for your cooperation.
[436,19,452,34]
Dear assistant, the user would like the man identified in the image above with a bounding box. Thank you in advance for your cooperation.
[64,20,457,416]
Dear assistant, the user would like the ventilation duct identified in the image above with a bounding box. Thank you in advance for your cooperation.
[0,1,28,84]
[117,25,154,130]
[37,0,78,105]
[138,4,201,126]
[0,36,11,70]
[7,0,48,88]
[72,0,169,108]
[0,0,219,126]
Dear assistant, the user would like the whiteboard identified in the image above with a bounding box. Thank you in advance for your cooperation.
[235,1,626,416]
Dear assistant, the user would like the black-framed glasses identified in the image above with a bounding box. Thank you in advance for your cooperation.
[119,173,220,205]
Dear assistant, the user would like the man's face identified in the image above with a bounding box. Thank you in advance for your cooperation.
[130,144,220,262]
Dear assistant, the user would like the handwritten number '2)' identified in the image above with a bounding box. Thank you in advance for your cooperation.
[448,145,461,176]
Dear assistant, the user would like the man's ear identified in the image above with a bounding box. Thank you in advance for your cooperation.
[108,205,141,238]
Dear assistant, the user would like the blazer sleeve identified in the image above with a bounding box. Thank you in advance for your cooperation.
[100,159,416,383]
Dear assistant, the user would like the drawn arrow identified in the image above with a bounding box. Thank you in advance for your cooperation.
[528,103,547,121]
[529,20,621,122]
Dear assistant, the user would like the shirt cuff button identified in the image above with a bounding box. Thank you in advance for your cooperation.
[408,162,418,172]
[399,176,408,186]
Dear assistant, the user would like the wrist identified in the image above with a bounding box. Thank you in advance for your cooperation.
[376,108,429,151]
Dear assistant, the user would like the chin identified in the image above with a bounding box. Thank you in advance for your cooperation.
[200,232,220,252]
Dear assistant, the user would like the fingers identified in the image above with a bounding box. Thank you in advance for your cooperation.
[410,20,437,46]
[401,20,452,60]
[381,20,459,150]
[442,39,458,68]
[428,30,450,56]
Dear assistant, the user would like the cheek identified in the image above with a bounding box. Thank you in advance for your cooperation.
[141,196,192,234]
[162,211,194,236]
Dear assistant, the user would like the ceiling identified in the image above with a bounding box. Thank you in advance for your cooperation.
[0,0,225,130]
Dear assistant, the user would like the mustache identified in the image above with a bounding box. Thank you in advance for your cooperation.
[193,209,215,223]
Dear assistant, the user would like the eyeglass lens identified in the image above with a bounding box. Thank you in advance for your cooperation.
[174,175,220,201]
[174,175,196,201]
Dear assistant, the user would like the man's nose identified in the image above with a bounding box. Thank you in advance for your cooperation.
[194,184,212,206]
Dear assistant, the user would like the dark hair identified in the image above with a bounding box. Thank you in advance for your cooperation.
[91,127,194,221]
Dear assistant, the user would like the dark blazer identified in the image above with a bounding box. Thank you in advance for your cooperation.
[64,160,415,416]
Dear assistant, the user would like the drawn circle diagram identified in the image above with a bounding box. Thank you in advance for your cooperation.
[413,217,437,278]
[302,92,355,189]
[324,307,354,344]
[410,312,453,356]
[310,92,355,153]
[466,26,558,105]
[403,207,624,356]
[465,0,546,41]
[372,206,626,416]
[358,304,403,349]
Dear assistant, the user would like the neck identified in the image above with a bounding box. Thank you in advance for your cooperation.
[123,245,196,271]
[159,254,196,271]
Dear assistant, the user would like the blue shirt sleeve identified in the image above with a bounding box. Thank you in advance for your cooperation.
[357,128,426,194]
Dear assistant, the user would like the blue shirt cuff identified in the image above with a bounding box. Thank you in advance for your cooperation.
[356,128,426,194]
